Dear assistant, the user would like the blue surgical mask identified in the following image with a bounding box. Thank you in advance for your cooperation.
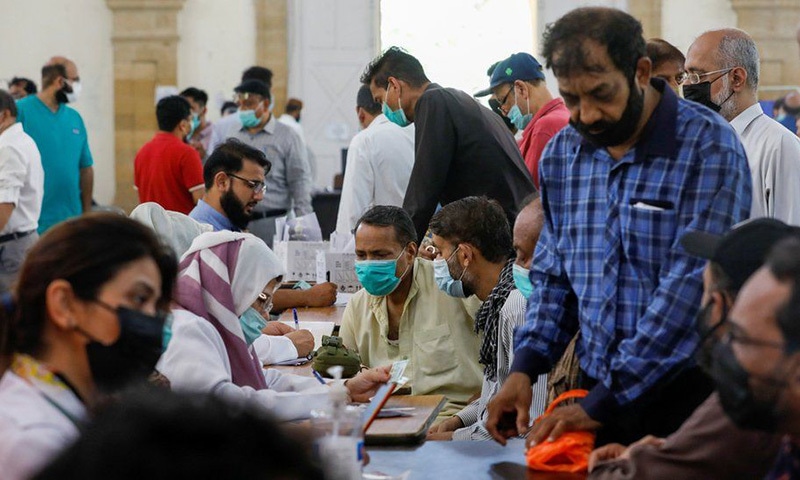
[186,113,200,141]
[162,313,174,352]
[433,247,467,298]
[512,263,533,299]
[507,90,532,131]
[355,249,409,297]
[239,307,268,346]
[239,109,262,129]
[382,87,410,127]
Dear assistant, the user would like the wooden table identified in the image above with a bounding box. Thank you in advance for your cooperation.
[278,305,346,327]
[365,394,445,446]
[366,439,587,479]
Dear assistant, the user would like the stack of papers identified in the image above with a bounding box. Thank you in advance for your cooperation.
[278,320,335,349]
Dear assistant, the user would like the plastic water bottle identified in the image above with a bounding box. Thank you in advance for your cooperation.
[311,366,363,480]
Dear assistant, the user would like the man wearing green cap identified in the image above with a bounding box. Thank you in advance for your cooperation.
[481,53,569,188]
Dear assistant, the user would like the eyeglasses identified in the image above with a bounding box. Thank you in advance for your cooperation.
[719,319,786,351]
[674,71,688,86]
[255,292,274,314]
[685,67,735,85]
[497,85,514,110]
[227,173,266,194]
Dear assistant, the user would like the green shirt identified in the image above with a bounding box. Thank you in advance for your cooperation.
[340,258,483,418]
[16,96,93,233]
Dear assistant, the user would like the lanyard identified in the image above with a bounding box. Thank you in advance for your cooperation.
[10,354,85,429]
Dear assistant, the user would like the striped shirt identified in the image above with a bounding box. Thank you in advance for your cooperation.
[511,79,752,422]
[453,289,547,441]
[227,115,313,215]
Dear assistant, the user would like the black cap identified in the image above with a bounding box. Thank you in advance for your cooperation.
[234,79,270,98]
[681,218,800,292]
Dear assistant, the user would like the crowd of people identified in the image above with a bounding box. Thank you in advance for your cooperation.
[1,5,800,479]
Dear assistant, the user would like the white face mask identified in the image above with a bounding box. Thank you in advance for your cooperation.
[66,81,82,103]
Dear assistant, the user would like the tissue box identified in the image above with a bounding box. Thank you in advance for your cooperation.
[273,241,329,281]
[316,251,362,293]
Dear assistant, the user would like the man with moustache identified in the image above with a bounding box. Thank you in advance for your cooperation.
[485,7,752,447]
[190,138,337,314]
[684,29,800,225]
[190,138,268,232]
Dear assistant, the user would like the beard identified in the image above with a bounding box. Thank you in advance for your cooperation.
[220,189,253,231]
[570,78,645,147]
[714,74,737,121]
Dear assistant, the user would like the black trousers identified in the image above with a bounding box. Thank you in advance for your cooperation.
[580,366,714,446]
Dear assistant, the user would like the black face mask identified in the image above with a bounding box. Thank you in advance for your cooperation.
[695,300,728,372]
[55,80,73,105]
[571,77,645,147]
[82,305,166,394]
[220,188,251,231]
[683,81,721,113]
[709,340,782,431]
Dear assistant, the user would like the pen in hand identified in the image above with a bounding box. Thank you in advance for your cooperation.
[312,369,326,385]
[292,307,299,331]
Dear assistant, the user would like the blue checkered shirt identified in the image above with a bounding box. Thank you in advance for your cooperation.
[510,81,752,422]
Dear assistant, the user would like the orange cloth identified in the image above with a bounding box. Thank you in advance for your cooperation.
[526,389,595,473]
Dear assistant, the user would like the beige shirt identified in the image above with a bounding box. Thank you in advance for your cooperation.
[340,258,483,418]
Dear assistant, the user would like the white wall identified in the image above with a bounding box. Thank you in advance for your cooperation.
[178,0,257,122]
[0,0,115,204]
[662,0,737,53]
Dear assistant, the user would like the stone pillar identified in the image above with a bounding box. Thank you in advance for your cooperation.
[105,0,186,212]
[731,0,800,99]
[254,0,289,116]
[629,0,663,39]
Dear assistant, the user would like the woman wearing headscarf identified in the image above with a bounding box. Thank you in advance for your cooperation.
[157,231,389,421]
[0,214,176,480]
[131,202,312,364]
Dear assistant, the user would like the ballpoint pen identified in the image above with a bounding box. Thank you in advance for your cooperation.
[292,307,299,330]
[312,369,326,385]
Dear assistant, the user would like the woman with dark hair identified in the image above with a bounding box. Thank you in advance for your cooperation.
[0,213,177,480]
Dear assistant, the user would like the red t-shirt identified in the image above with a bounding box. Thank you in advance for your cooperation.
[520,98,570,189]
[134,132,204,214]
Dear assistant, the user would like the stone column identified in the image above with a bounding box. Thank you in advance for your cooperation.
[731,0,800,98]
[629,0,663,39]
[105,0,186,212]
[254,0,289,116]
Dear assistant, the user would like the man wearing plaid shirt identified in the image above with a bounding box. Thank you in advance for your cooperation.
[486,7,752,447]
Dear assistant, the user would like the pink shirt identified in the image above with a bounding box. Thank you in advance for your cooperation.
[520,98,570,189]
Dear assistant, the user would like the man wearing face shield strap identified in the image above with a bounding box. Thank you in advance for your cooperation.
[685,29,800,225]
[485,7,751,448]
[16,56,94,234]
[339,206,482,420]
[0,214,177,480]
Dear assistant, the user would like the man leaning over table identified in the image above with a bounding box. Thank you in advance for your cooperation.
[339,205,483,419]
[485,7,751,447]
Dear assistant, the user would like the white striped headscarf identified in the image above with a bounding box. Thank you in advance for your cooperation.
[175,231,284,389]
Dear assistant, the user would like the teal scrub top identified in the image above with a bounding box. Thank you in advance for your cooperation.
[16,96,93,233]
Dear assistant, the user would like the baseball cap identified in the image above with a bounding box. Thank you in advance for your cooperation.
[234,79,270,98]
[680,218,800,292]
[479,53,546,97]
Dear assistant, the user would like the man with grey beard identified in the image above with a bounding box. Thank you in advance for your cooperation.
[685,29,800,225]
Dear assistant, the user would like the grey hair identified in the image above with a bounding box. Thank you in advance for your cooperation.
[717,31,760,90]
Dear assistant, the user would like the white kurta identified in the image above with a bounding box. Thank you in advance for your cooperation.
[0,370,87,480]
[157,310,330,421]
[335,114,415,235]
[731,103,800,225]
